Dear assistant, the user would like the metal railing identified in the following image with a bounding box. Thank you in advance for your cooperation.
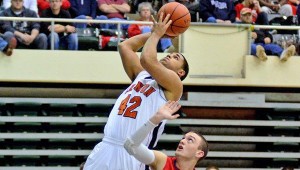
[0,16,300,53]
[0,17,152,50]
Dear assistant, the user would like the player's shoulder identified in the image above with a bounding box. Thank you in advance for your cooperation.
[134,70,151,80]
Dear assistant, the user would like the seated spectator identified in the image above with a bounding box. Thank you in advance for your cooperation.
[0,0,47,49]
[2,0,38,14]
[0,0,5,13]
[97,0,130,30]
[0,36,16,56]
[259,0,295,17]
[176,0,200,22]
[296,2,300,23]
[40,0,78,50]
[206,165,219,170]
[289,0,299,15]
[69,0,97,28]
[37,0,70,16]
[239,8,295,61]
[199,0,236,23]
[235,0,269,25]
[127,2,173,52]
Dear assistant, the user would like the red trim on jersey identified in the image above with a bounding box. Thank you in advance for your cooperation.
[163,157,196,170]
[163,157,178,170]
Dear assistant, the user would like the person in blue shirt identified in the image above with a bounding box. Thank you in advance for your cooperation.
[0,36,16,56]
[240,7,295,62]
[69,0,97,28]
[199,0,236,23]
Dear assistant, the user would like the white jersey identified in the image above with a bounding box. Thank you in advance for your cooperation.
[84,71,169,170]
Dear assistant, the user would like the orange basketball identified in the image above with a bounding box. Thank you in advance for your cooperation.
[157,2,191,37]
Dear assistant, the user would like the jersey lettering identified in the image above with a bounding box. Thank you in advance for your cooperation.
[118,95,142,119]
[143,86,156,97]
[119,81,156,118]
[134,81,144,92]
[125,84,135,94]
[118,95,130,115]
[123,96,141,119]
[125,81,156,97]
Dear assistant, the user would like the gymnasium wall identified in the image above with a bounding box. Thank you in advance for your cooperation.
[0,24,299,88]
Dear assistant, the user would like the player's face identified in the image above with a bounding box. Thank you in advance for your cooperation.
[175,132,202,159]
[160,53,185,76]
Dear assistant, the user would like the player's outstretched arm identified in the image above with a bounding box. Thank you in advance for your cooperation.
[124,101,181,169]
[118,33,151,81]
[140,13,183,101]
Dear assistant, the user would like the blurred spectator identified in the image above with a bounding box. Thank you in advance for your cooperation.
[235,0,269,25]
[0,36,16,56]
[97,0,130,30]
[40,0,78,50]
[127,2,173,52]
[199,0,236,23]
[131,0,164,13]
[289,0,299,15]
[296,1,300,25]
[37,0,70,16]
[0,0,47,49]
[206,165,219,170]
[69,0,97,28]
[258,0,295,16]
[282,166,294,170]
[0,0,5,12]
[176,0,199,22]
[239,7,295,61]
[297,3,300,23]
[2,0,38,14]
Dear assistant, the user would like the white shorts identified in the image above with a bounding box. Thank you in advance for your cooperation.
[84,138,145,170]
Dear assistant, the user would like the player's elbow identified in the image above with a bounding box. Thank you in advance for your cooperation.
[118,41,127,52]
[118,41,124,49]
[124,138,155,165]
[124,138,136,155]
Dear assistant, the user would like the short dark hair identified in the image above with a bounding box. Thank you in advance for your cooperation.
[206,165,219,170]
[180,53,189,81]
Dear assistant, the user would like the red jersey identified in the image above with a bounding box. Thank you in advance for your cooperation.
[163,157,195,170]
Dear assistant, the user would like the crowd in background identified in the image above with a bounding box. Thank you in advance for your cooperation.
[0,0,298,54]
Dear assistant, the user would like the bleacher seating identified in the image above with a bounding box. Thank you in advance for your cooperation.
[0,94,299,169]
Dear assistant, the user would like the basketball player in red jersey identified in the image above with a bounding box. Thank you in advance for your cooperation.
[84,13,189,170]
[124,101,208,170]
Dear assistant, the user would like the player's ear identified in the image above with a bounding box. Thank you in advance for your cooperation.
[177,69,185,79]
[195,150,204,159]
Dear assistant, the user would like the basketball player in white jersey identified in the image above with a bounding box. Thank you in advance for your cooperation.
[83,13,189,170]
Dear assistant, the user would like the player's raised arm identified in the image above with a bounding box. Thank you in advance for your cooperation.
[118,33,151,81]
[140,13,187,101]
[124,101,181,169]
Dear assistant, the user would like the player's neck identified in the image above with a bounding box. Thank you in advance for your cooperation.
[175,157,196,170]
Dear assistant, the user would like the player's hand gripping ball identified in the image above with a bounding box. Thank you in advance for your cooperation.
[157,2,191,37]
